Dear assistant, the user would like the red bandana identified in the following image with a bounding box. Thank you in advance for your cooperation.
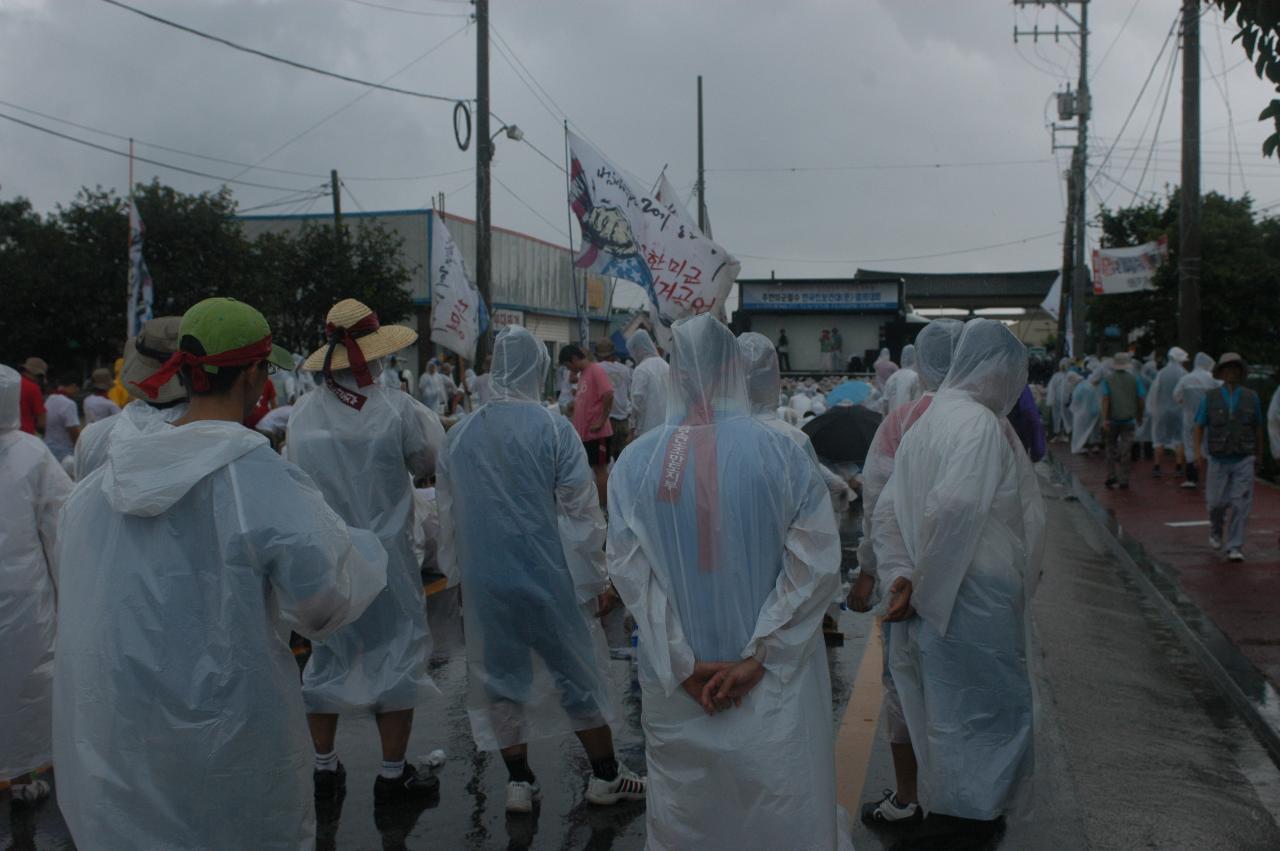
[132,336,274,399]
[322,312,380,410]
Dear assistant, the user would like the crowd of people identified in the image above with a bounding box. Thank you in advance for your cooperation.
[3,293,1058,849]
[1043,345,1270,563]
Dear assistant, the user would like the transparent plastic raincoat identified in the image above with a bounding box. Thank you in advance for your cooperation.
[1136,357,1159,443]
[437,326,614,751]
[628,329,670,438]
[0,366,71,782]
[1173,353,1219,459]
[739,332,852,513]
[1070,371,1102,454]
[607,315,847,850]
[872,318,1046,821]
[882,343,923,412]
[1046,359,1072,436]
[53,415,387,850]
[74,399,189,479]
[1149,348,1189,449]
[417,364,449,414]
[288,365,446,713]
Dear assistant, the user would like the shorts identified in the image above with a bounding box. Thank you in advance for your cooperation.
[608,418,630,458]
[583,438,611,467]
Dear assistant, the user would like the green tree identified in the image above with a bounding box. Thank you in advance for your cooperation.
[1089,190,1280,364]
[1211,0,1280,157]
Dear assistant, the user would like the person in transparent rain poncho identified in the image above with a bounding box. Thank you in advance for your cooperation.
[1070,370,1104,455]
[882,342,923,412]
[628,328,670,439]
[0,365,72,807]
[871,318,1046,842]
[874,348,899,391]
[846,318,963,828]
[52,297,387,851]
[1046,358,1072,442]
[288,299,447,805]
[1149,346,1190,476]
[607,314,850,850]
[1173,353,1218,489]
[737,332,852,515]
[436,325,646,815]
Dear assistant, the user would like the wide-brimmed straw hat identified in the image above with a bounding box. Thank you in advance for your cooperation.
[122,316,185,404]
[302,299,417,373]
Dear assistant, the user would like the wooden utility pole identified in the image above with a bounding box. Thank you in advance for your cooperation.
[475,0,493,365]
[1057,154,1078,354]
[696,75,707,233]
[330,168,343,248]
[1179,0,1202,351]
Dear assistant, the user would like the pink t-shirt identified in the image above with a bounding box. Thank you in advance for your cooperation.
[572,362,614,442]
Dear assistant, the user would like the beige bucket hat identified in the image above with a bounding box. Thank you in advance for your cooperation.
[122,316,186,404]
[302,298,417,377]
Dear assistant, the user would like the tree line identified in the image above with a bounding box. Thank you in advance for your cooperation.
[2,180,415,376]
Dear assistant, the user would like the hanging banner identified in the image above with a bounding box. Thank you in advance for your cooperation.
[1040,273,1062,321]
[127,198,154,339]
[430,212,489,362]
[1092,236,1168,295]
[568,132,739,349]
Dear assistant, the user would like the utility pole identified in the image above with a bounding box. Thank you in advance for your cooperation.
[1016,0,1089,356]
[1179,0,1201,351]
[475,0,492,365]
[330,168,343,246]
[696,75,707,234]
[1057,154,1077,353]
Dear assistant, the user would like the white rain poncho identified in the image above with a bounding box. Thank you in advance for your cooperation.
[1149,348,1189,449]
[74,399,188,479]
[740,332,852,513]
[437,326,614,751]
[417,364,449,413]
[411,487,443,582]
[882,342,923,412]
[872,318,1046,821]
[0,366,72,782]
[53,415,387,850]
[288,365,446,713]
[629,329,670,437]
[1173,353,1219,460]
[1136,358,1158,442]
[1046,359,1072,435]
[607,315,847,850]
[1069,372,1101,454]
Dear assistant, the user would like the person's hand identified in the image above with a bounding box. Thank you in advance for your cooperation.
[680,662,733,714]
[885,577,914,622]
[702,657,766,712]
[595,586,621,619]
[847,572,876,613]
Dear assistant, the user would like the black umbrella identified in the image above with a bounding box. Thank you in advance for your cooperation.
[801,404,883,464]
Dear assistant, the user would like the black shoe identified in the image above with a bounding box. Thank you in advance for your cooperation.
[314,761,346,801]
[375,791,438,849]
[373,763,440,805]
[860,789,922,829]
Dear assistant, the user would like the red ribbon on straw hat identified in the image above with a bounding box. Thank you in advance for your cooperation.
[132,336,275,399]
[321,311,380,409]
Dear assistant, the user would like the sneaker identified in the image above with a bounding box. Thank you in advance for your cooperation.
[1209,534,1222,550]
[584,764,646,806]
[860,789,922,828]
[1228,549,1245,563]
[1180,480,1197,489]
[505,780,543,814]
[314,761,346,801]
[373,763,440,805]
[9,779,51,808]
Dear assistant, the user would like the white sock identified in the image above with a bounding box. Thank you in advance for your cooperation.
[380,759,406,779]
[315,750,338,772]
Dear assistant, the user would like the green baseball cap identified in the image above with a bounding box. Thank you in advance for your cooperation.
[179,297,294,375]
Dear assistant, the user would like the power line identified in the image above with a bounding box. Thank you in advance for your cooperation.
[239,189,331,213]
[1102,38,1179,206]
[1093,0,1142,76]
[488,31,562,124]
[1133,47,1180,204]
[491,26,570,120]
[0,97,472,183]
[0,110,317,193]
[98,0,465,104]
[337,0,470,18]
[737,230,1061,266]
[339,179,367,212]
[493,175,570,240]
[708,158,1055,174]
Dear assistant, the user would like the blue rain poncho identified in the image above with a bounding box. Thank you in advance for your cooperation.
[1173,353,1219,460]
[871,318,1046,821]
[628,329,670,438]
[0,366,72,782]
[882,342,923,412]
[437,326,614,751]
[607,315,848,850]
[53,413,387,850]
[1149,348,1189,449]
[288,364,446,713]
[1069,371,1102,454]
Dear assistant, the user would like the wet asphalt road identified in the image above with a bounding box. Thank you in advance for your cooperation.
[9,464,1280,849]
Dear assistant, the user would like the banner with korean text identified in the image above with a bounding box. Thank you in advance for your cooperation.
[430,212,488,362]
[1092,237,1168,295]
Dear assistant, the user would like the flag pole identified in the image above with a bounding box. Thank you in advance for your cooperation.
[563,121,587,346]
[127,138,135,341]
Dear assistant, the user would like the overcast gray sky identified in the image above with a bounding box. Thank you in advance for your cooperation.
[3,0,1277,293]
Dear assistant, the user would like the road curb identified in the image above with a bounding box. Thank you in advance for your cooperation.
[1048,455,1280,770]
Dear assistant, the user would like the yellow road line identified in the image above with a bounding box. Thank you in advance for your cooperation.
[834,620,885,813]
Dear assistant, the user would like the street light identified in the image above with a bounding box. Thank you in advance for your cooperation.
[494,123,523,143]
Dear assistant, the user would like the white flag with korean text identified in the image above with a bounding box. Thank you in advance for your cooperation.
[430,212,488,362]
